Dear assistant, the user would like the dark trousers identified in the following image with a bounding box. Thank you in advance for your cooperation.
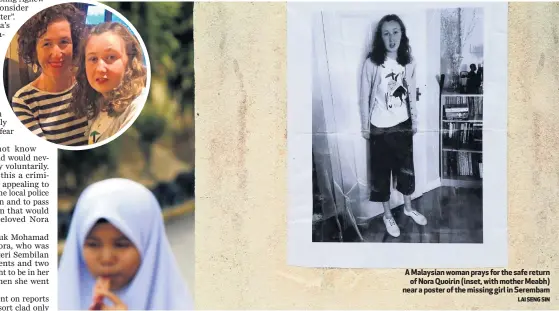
[368,118,415,202]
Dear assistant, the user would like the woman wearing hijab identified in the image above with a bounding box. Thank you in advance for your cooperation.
[58,178,193,310]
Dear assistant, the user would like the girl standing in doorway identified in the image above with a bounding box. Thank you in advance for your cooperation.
[359,14,427,238]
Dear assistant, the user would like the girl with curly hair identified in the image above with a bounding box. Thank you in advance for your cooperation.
[70,22,148,145]
[10,3,88,146]
[359,14,427,238]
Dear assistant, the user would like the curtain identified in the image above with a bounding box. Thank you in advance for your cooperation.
[312,12,436,237]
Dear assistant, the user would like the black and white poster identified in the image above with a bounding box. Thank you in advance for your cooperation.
[288,2,507,268]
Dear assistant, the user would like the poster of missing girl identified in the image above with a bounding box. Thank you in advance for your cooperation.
[287,2,507,268]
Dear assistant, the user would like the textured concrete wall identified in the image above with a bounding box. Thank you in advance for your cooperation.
[194,3,559,309]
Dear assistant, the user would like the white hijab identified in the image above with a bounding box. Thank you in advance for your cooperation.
[58,178,193,310]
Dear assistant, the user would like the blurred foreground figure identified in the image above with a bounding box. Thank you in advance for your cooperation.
[58,178,193,310]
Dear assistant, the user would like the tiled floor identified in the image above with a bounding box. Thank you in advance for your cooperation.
[313,186,483,243]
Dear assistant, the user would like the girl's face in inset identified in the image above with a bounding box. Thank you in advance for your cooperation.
[82,222,141,291]
[35,19,73,79]
[85,32,128,97]
[381,20,402,54]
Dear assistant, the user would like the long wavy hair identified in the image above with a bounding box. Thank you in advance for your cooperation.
[17,4,85,68]
[368,14,412,66]
[71,22,147,119]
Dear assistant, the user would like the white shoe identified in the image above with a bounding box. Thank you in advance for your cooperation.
[383,216,400,237]
[404,209,427,226]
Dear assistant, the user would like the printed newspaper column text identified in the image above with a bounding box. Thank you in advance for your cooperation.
[1,1,56,310]
[0,113,14,136]
[0,144,50,311]
[0,0,44,38]
[402,269,552,304]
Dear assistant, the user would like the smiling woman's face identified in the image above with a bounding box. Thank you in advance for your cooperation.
[82,221,141,291]
[35,18,73,80]
[85,32,129,97]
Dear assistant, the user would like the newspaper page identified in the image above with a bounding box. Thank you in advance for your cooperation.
[0,0,194,310]
[288,2,508,268]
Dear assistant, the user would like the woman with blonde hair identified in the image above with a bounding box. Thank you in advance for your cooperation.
[71,22,148,145]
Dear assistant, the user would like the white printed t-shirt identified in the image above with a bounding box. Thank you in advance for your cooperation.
[88,88,148,144]
[370,57,410,128]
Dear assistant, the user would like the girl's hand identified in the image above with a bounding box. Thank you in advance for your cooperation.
[89,277,110,310]
[89,289,128,310]
[412,123,418,135]
[361,131,369,140]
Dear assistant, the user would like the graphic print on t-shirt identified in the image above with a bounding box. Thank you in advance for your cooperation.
[89,131,101,144]
[381,61,408,110]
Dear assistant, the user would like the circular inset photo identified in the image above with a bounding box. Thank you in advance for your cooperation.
[3,0,151,150]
